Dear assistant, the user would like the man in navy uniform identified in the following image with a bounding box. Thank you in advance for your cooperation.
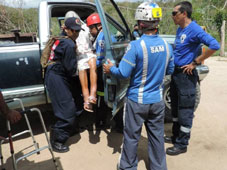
[104,2,174,170]
[45,17,83,153]
[165,1,220,156]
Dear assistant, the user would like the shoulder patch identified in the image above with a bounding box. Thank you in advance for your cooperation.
[99,40,105,49]
[180,34,187,43]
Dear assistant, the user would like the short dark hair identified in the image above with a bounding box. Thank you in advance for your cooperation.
[175,1,192,19]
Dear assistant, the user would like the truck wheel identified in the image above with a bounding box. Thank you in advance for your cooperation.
[164,81,201,122]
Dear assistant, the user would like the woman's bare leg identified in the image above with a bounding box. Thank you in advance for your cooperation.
[79,69,93,112]
[88,57,97,104]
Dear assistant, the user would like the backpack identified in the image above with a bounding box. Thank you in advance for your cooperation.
[40,36,67,77]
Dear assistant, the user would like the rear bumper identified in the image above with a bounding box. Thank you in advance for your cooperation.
[2,85,46,109]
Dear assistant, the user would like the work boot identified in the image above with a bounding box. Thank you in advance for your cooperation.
[51,141,69,153]
[166,146,187,156]
[49,127,69,153]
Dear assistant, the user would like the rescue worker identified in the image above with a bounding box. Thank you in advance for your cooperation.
[45,17,83,153]
[103,2,174,170]
[165,1,220,155]
[86,13,109,128]
[0,90,21,124]
[132,24,141,40]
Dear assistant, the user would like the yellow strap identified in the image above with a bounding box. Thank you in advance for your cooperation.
[97,91,104,96]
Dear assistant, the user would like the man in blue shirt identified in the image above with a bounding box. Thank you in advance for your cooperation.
[86,13,107,128]
[87,13,117,129]
[45,17,83,153]
[165,1,220,156]
[104,2,174,170]
[132,24,141,40]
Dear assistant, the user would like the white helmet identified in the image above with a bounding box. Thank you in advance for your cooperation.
[65,11,80,20]
[135,2,162,31]
[135,2,162,21]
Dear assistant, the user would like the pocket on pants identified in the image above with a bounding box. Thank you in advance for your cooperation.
[178,89,195,107]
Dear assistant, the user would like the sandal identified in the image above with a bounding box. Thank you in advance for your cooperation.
[84,102,94,112]
[88,96,97,105]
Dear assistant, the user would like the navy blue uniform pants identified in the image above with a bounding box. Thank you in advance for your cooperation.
[45,66,82,143]
[170,68,198,148]
[119,98,167,170]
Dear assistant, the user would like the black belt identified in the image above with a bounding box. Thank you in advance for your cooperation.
[174,66,184,73]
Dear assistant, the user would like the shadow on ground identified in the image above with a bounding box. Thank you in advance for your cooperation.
[0,103,173,170]
[2,152,62,170]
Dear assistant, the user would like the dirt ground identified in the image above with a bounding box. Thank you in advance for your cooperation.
[1,56,227,170]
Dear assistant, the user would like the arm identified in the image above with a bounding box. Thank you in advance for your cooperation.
[182,29,220,75]
[166,44,175,75]
[0,91,21,124]
[103,43,136,79]
[194,30,220,64]
[194,48,216,64]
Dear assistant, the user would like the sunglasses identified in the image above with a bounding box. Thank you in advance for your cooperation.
[172,11,181,16]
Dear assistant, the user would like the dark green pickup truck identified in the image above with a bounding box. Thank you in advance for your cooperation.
[0,0,209,119]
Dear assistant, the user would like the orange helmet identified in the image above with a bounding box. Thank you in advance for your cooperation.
[87,13,101,27]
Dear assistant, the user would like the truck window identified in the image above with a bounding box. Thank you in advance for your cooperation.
[50,17,62,36]
[101,1,130,43]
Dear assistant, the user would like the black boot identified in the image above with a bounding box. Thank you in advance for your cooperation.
[166,146,187,156]
[49,127,69,153]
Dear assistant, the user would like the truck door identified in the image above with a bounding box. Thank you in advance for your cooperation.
[95,0,132,116]
[0,40,43,102]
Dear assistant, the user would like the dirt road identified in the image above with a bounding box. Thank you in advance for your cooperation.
[1,57,227,170]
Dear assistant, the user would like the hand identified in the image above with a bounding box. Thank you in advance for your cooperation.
[103,59,114,74]
[61,24,65,30]
[181,63,196,75]
[6,109,22,124]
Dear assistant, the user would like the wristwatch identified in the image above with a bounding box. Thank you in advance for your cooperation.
[192,59,201,66]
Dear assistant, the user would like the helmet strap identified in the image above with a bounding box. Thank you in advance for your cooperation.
[92,24,102,45]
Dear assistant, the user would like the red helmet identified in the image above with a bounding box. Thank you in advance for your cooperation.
[87,13,101,27]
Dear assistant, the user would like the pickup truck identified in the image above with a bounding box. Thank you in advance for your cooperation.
[0,0,209,119]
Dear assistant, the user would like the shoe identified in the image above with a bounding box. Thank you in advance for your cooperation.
[164,136,173,144]
[51,141,69,153]
[166,146,187,156]
[49,127,69,153]
[84,101,94,112]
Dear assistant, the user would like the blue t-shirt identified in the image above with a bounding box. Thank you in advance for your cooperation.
[174,21,220,66]
[132,30,140,40]
[110,34,175,104]
[95,31,117,67]
[95,31,105,67]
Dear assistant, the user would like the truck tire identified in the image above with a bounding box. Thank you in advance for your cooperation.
[163,79,201,123]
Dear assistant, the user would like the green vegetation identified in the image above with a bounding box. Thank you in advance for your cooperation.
[0,4,38,34]
[0,0,226,48]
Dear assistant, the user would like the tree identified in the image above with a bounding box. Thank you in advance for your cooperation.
[212,0,227,57]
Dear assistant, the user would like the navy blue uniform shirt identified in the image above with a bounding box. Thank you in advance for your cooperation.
[51,38,78,77]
